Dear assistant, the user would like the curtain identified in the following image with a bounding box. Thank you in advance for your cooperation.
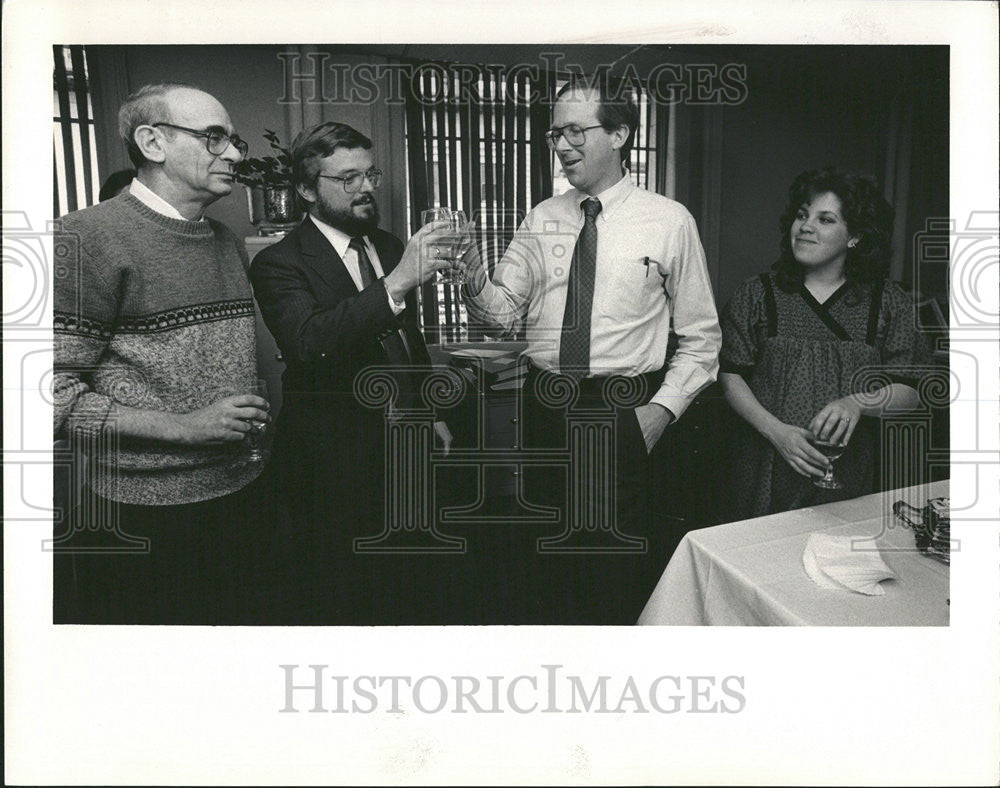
[881,51,949,300]
[882,78,914,285]
[652,96,674,198]
[87,46,133,181]
[668,101,723,289]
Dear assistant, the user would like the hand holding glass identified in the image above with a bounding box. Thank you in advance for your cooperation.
[421,207,473,285]
[808,435,847,489]
[244,379,270,462]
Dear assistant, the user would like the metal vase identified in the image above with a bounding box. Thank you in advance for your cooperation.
[263,185,299,224]
[245,184,300,227]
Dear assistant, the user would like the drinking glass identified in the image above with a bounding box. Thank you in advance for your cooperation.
[808,436,847,489]
[421,207,472,286]
[421,207,451,226]
[244,378,270,463]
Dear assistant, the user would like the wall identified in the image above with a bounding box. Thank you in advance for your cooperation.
[90,44,947,306]
[116,45,287,239]
[714,65,885,304]
[105,45,407,240]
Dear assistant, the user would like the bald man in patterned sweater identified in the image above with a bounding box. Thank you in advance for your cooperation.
[53,83,271,624]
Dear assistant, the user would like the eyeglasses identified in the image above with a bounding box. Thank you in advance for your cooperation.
[317,168,383,193]
[544,124,605,149]
[151,122,248,157]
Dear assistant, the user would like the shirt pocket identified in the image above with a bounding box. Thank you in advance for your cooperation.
[597,251,669,320]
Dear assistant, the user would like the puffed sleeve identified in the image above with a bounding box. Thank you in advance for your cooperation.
[877,281,935,389]
[719,275,767,380]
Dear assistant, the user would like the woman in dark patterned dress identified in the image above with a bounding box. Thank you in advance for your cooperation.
[719,167,931,520]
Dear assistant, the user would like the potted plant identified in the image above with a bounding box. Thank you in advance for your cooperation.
[233,129,302,231]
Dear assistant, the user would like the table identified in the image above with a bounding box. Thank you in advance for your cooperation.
[638,481,950,626]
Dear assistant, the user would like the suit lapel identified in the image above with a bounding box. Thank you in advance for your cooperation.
[296,220,427,361]
[296,217,359,296]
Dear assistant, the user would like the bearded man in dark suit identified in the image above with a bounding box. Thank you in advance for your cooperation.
[250,122,453,623]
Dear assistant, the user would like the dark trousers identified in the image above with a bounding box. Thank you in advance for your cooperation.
[266,433,457,626]
[52,474,277,625]
[515,363,672,625]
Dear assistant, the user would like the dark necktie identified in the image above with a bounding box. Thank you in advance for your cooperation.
[559,197,602,379]
[349,235,410,367]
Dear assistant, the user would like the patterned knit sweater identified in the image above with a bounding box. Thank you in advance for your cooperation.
[53,192,261,505]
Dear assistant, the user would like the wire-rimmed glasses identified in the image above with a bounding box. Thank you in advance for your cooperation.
[316,168,383,193]
[150,122,248,157]
[544,123,605,149]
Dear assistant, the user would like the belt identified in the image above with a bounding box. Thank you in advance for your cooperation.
[523,359,665,405]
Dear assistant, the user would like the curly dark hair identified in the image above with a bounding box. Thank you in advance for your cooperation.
[773,167,894,292]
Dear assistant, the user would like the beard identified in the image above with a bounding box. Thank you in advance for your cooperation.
[312,192,380,236]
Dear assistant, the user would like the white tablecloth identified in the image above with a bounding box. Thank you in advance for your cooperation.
[638,481,950,626]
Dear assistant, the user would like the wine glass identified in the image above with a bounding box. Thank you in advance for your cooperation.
[808,435,847,489]
[244,378,270,463]
[421,206,451,225]
[421,207,471,286]
[443,210,474,286]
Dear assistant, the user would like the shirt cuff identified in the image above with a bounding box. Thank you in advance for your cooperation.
[385,284,405,315]
[647,401,677,424]
[649,385,696,422]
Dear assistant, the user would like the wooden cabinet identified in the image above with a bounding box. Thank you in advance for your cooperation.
[429,342,528,510]
[483,390,520,499]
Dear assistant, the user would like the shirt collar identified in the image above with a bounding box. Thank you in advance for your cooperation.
[129,178,204,222]
[309,213,370,259]
[574,172,634,221]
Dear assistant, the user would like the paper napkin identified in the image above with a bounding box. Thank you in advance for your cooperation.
[802,533,898,596]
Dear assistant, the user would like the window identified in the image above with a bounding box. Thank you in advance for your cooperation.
[405,63,552,343]
[53,45,101,216]
[405,65,672,342]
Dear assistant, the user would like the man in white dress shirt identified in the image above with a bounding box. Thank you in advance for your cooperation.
[462,76,722,623]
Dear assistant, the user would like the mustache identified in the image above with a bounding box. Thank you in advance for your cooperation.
[352,195,375,206]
